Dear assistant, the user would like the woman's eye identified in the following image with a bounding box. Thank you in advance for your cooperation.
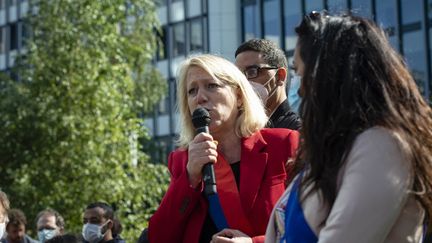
[188,87,197,95]
[208,83,220,89]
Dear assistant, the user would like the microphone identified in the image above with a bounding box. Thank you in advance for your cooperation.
[191,107,217,195]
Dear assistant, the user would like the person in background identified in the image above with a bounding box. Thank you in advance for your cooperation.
[1,209,37,243]
[262,12,432,242]
[235,39,301,129]
[35,209,65,243]
[0,191,10,240]
[82,202,124,243]
[148,54,299,243]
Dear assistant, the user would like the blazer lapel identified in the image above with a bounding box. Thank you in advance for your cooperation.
[239,130,268,214]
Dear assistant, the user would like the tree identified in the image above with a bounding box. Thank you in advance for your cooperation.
[0,0,169,240]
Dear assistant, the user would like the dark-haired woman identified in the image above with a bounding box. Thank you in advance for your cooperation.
[263,12,432,243]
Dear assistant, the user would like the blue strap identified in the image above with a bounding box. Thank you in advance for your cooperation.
[282,172,318,243]
[207,193,229,231]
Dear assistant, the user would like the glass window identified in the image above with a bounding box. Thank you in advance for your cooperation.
[283,0,301,51]
[156,26,167,60]
[375,0,398,50]
[403,31,427,96]
[10,23,17,50]
[327,0,348,14]
[375,0,397,28]
[0,26,4,53]
[351,0,372,18]
[172,23,185,57]
[154,0,166,7]
[189,18,202,53]
[242,1,260,41]
[20,21,30,47]
[305,0,323,13]
[263,0,280,46]
[170,0,184,22]
[8,0,16,6]
[401,0,422,25]
[187,0,201,17]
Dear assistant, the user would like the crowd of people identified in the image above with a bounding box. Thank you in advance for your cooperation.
[0,196,124,243]
[2,11,432,243]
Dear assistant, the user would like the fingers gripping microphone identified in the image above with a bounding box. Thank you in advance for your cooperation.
[192,107,217,195]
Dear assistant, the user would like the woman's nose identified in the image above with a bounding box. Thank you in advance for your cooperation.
[196,88,208,105]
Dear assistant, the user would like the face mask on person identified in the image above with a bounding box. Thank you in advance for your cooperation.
[82,220,110,243]
[249,72,278,103]
[288,74,302,113]
[38,229,57,243]
[0,222,6,240]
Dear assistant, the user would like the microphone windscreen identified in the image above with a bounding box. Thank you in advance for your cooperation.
[192,107,211,129]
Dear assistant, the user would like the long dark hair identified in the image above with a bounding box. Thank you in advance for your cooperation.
[295,12,432,218]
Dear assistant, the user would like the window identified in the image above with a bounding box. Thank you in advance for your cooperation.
[0,26,5,53]
[189,18,202,53]
[375,0,399,50]
[305,0,323,13]
[170,0,185,22]
[242,0,260,41]
[21,21,30,47]
[283,0,301,51]
[156,26,167,60]
[403,31,427,96]
[351,0,372,18]
[263,0,281,46]
[401,0,422,25]
[10,23,17,50]
[172,23,185,57]
[187,0,201,18]
[327,0,348,14]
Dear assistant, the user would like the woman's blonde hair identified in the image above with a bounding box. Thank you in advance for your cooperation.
[176,54,268,148]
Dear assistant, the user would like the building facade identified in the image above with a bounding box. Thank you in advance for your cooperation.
[148,0,432,162]
[2,0,431,162]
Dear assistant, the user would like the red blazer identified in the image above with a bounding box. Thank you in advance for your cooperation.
[148,128,299,243]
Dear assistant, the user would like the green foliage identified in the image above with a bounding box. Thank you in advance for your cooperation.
[0,0,169,241]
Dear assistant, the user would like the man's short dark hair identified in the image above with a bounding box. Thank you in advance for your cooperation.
[7,209,27,227]
[235,39,288,68]
[85,202,114,220]
[35,209,65,230]
[85,202,122,236]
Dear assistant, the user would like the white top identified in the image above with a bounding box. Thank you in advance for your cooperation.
[265,127,425,243]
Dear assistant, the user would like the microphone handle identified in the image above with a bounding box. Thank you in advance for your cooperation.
[195,125,216,195]
[203,164,217,195]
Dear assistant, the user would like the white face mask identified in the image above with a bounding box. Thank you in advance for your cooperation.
[82,220,110,243]
[0,222,5,240]
[288,74,302,113]
[38,229,57,243]
[249,72,278,104]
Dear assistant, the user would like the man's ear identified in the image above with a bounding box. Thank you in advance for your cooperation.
[276,68,287,85]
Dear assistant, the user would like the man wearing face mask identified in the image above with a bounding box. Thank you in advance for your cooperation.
[82,202,124,243]
[0,191,10,241]
[35,209,65,243]
[235,39,301,130]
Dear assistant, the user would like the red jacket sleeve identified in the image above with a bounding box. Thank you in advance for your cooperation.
[148,151,203,242]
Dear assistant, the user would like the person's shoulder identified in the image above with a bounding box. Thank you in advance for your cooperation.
[355,126,401,148]
[258,128,299,141]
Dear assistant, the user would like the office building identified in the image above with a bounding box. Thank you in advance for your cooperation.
[2,0,431,162]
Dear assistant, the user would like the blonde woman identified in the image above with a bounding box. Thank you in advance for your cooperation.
[148,54,299,243]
